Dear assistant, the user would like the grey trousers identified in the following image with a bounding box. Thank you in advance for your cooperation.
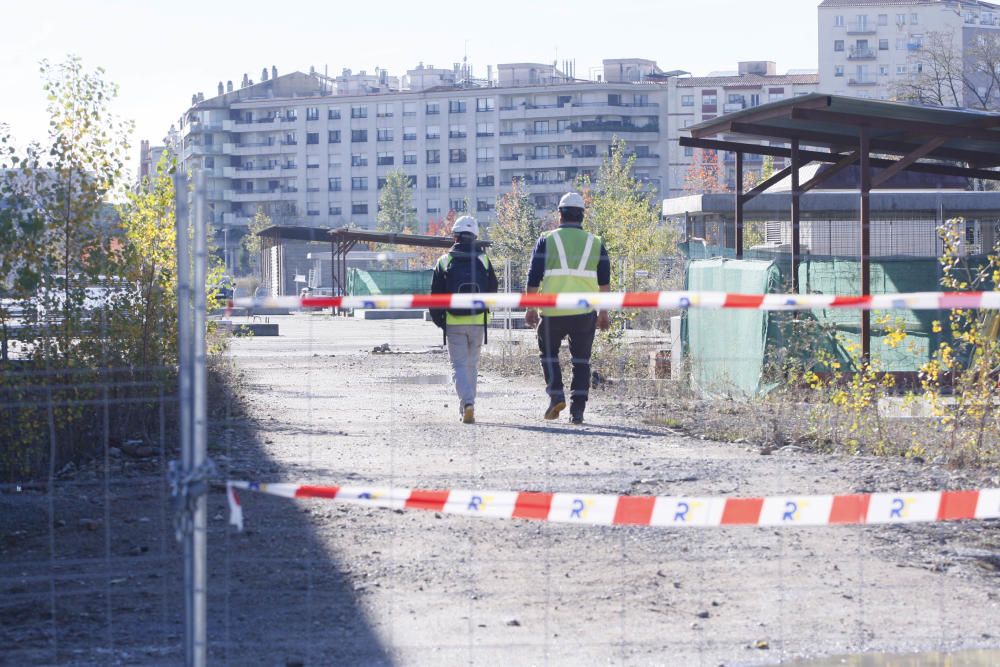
[446,324,484,410]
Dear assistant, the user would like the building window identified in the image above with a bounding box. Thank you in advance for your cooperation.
[352,177,368,191]
[403,151,417,165]
[351,105,368,119]
[403,102,417,117]
[328,108,341,120]
[897,64,907,74]
[427,149,440,164]
[351,129,368,142]
[427,199,441,214]
[834,40,844,52]
[896,13,906,25]
[328,177,342,192]
[426,101,440,115]
[449,100,467,113]
[449,124,467,138]
[878,13,888,26]
[377,128,393,142]
[835,65,845,77]
[476,97,494,112]
[477,173,495,187]
[427,175,440,189]
[377,152,394,166]
[834,15,844,27]
[477,122,495,136]
[352,202,368,215]
[449,148,467,163]
[681,95,694,107]
[684,146,694,157]
[896,37,905,50]
[328,130,341,143]
[403,126,417,140]
[450,174,467,187]
[377,177,387,189]
[306,107,319,121]
[879,38,889,50]
[879,65,889,76]
[351,153,368,167]
[306,132,319,145]
[910,12,918,24]
[702,93,717,110]
[449,198,467,212]
[329,204,342,215]
[426,125,440,139]
[376,103,394,118]
[476,147,494,162]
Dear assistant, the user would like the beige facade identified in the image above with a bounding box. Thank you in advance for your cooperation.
[173,59,670,237]
[664,62,820,197]
[818,0,1000,102]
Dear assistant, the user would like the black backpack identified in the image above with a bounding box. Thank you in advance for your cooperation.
[444,251,491,318]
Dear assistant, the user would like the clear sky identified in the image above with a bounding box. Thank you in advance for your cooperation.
[1,0,819,168]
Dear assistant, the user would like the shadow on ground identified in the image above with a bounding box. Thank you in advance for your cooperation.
[0,361,391,666]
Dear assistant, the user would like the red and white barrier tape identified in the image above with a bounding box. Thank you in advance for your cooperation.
[232,291,1000,313]
[226,481,1000,531]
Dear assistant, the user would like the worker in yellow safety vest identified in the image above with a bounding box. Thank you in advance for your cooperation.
[524,192,611,424]
[430,215,499,424]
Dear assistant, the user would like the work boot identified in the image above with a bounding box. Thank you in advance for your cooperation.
[462,404,475,424]
[544,398,566,420]
[569,403,585,425]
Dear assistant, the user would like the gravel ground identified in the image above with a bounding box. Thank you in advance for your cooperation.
[2,312,999,666]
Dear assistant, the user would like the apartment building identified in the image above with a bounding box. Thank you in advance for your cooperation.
[818,0,1000,103]
[664,62,820,196]
[173,59,670,247]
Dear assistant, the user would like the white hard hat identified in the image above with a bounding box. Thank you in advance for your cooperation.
[559,192,585,209]
[452,215,479,237]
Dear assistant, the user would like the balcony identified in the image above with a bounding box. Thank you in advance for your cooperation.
[907,41,922,51]
[232,118,280,131]
[223,165,283,178]
[225,189,299,203]
[222,212,251,227]
[846,20,877,34]
[570,101,659,109]
[848,76,879,86]
[723,102,746,113]
[848,46,876,60]
[226,142,284,156]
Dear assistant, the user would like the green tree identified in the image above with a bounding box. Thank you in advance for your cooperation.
[576,137,674,294]
[492,178,549,288]
[242,206,272,277]
[376,170,416,233]
[113,152,178,372]
[760,154,775,181]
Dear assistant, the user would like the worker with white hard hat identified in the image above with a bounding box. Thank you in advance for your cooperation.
[430,214,498,424]
[524,192,611,424]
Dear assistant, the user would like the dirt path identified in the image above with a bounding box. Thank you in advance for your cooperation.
[218,313,999,666]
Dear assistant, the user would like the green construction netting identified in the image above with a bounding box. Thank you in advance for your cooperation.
[685,258,782,397]
[684,255,994,395]
[346,269,433,296]
[797,257,950,373]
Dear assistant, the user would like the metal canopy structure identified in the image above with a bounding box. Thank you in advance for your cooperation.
[257,226,489,296]
[680,93,1000,358]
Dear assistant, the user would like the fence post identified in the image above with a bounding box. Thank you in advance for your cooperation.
[175,169,208,667]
